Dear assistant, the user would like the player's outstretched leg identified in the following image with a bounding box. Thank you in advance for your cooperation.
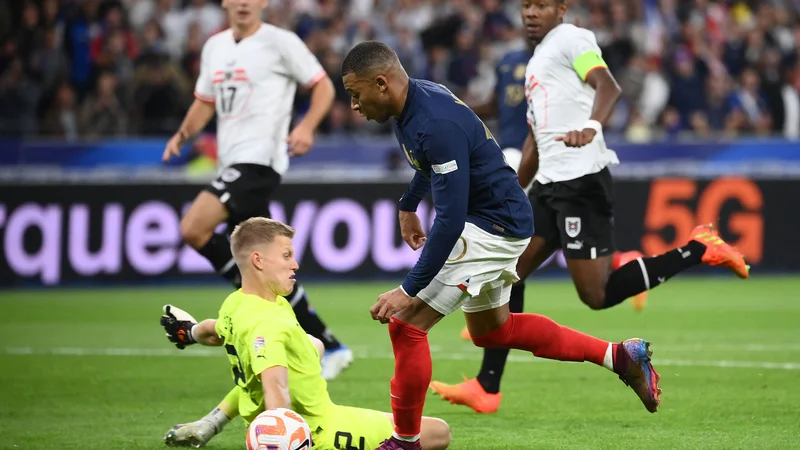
[593,224,749,310]
[287,282,354,380]
[164,388,239,448]
[181,191,241,286]
[612,250,649,311]
[430,282,525,413]
[466,305,662,413]
[377,300,444,450]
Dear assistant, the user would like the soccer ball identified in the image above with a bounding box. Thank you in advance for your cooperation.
[246,408,312,450]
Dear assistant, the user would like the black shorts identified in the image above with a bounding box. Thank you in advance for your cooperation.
[203,163,281,231]
[529,167,615,259]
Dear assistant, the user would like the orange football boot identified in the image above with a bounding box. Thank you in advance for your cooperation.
[613,250,649,311]
[460,326,471,340]
[429,377,502,414]
[690,224,749,279]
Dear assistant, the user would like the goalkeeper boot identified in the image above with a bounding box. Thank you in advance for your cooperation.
[164,420,218,448]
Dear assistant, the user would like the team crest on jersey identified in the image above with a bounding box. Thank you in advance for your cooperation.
[254,336,265,352]
[401,144,420,169]
[565,217,581,238]
[221,167,241,183]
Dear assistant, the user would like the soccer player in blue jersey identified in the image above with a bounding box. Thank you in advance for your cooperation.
[341,41,662,450]
[432,0,749,416]
[429,46,534,413]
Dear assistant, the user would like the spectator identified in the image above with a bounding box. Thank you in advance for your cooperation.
[1,0,799,141]
[131,54,188,136]
[79,71,127,138]
[40,82,79,141]
[725,66,773,135]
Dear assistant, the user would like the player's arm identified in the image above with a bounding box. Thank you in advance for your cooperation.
[261,366,292,410]
[517,127,539,188]
[584,67,621,127]
[296,75,335,134]
[163,41,217,162]
[398,171,432,213]
[557,30,622,147]
[282,32,335,156]
[191,319,223,346]
[251,327,292,410]
[400,120,470,297]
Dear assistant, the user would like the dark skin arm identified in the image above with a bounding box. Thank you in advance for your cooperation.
[556,68,622,147]
[469,91,498,120]
[517,127,539,188]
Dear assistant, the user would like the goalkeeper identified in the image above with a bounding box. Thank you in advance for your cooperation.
[159,217,451,450]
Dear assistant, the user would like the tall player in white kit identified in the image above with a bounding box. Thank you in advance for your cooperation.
[514,0,749,312]
[161,0,354,384]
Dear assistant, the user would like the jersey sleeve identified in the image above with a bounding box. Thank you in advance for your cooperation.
[249,324,289,376]
[562,28,608,82]
[194,40,215,104]
[398,171,431,212]
[401,119,470,297]
[279,32,326,88]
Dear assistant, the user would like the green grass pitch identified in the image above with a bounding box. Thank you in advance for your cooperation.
[1,276,799,449]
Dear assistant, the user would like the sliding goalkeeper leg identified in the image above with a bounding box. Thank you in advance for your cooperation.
[164,387,240,448]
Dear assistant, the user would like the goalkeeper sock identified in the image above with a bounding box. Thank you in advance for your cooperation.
[603,241,706,308]
[219,387,240,420]
[288,283,343,351]
[201,407,232,433]
[197,233,241,287]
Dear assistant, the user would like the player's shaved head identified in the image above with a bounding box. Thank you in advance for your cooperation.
[230,217,295,265]
[341,41,399,78]
[341,41,410,124]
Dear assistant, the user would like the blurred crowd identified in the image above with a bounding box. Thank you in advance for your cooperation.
[0,0,798,141]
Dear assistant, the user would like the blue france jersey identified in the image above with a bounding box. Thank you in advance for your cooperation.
[394,78,534,297]
[495,49,533,150]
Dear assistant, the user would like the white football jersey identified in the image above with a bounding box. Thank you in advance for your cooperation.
[195,24,326,175]
[524,23,619,184]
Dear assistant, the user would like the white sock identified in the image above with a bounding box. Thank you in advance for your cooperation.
[602,343,614,372]
[393,432,420,443]
[202,407,232,433]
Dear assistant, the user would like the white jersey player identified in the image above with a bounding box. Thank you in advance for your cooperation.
[192,22,327,175]
[513,0,747,312]
[522,23,620,184]
[159,6,353,447]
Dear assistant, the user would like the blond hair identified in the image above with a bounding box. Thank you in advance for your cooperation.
[230,217,295,264]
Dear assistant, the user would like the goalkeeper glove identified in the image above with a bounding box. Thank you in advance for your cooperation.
[160,304,198,350]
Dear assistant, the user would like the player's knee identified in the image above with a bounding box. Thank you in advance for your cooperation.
[180,217,211,249]
[577,288,606,310]
[470,324,509,348]
[423,417,451,450]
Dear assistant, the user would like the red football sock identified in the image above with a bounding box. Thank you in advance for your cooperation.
[388,318,430,439]
[471,313,611,367]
